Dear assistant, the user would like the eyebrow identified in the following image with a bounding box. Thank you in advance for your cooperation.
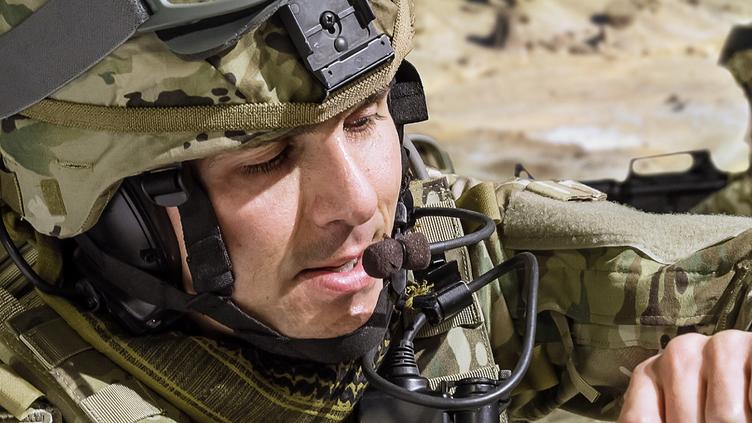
[284,86,391,138]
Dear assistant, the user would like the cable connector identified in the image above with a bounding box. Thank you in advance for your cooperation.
[411,281,473,325]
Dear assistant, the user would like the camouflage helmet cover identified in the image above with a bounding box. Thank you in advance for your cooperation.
[0,0,414,238]
[721,23,752,103]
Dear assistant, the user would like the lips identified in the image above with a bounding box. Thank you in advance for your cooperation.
[296,254,376,295]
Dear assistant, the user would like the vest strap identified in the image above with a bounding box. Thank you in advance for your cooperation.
[551,312,600,403]
[427,365,503,392]
[1,292,179,423]
[80,384,162,423]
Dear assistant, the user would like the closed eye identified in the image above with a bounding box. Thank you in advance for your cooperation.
[239,144,291,175]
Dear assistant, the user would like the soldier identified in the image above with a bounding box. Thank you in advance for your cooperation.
[1,2,752,422]
[693,23,752,218]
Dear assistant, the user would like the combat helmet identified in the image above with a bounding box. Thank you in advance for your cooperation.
[0,0,427,363]
[721,22,752,110]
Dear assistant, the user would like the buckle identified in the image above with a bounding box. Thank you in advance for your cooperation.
[139,165,194,207]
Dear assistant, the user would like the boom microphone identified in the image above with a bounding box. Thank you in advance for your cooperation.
[363,232,431,279]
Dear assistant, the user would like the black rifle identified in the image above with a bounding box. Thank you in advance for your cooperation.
[582,150,730,213]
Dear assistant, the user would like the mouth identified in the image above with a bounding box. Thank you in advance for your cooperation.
[320,258,359,273]
[296,254,376,295]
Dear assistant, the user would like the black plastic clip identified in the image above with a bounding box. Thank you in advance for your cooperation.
[412,280,473,325]
[139,165,193,207]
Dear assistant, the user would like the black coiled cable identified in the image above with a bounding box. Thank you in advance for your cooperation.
[361,251,539,410]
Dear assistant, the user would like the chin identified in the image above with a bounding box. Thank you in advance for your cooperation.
[321,313,375,338]
[314,285,382,338]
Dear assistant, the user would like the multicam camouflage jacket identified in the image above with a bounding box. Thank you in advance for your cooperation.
[3,174,752,422]
[450,175,752,420]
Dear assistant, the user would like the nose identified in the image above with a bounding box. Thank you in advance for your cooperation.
[306,131,378,229]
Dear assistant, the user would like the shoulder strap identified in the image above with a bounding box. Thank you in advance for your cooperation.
[409,177,502,389]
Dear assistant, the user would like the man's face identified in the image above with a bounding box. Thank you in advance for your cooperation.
[167,91,402,339]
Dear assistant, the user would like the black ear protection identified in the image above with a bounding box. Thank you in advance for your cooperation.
[72,176,185,333]
[84,177,183,282]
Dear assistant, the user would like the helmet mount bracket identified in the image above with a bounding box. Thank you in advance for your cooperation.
[278,0,395,92]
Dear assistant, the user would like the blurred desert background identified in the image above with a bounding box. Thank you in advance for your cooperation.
[409,0,752,185]
[408,0,752,421]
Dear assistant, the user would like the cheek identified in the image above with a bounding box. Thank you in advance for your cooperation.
[209,178,299,268]
[212,193,297,303]
[360,123,402,202]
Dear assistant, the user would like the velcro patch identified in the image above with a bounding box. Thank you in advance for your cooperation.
[503,190,752,264]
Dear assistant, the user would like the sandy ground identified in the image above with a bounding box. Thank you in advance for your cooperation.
[409,0,752,183]
[407,1,752,421]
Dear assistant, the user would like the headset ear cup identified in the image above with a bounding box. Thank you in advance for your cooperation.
[81,176,183,286]
[73,176,185,333]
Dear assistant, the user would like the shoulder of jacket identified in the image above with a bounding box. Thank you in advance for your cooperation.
[496,178,607,203]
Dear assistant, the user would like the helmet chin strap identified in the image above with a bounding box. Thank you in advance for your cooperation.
[177,183,234,297]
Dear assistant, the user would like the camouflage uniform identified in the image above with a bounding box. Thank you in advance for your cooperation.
[4,168,752,423]
[2,2,752,423]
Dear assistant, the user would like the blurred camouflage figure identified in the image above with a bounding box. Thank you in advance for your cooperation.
[693,23,752,216]
[1,2,752,423]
